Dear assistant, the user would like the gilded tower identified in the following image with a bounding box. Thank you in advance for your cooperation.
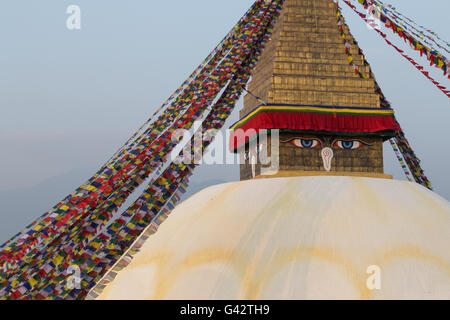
[229,0,399,180]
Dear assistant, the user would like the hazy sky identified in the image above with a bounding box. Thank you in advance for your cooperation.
[0,0,449,241]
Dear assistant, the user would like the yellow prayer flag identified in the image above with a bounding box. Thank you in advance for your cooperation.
[86,185,97,192]
[53,254,64,266]
[28,277,38,287]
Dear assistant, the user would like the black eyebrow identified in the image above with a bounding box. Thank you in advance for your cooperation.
[280,136,323,143]
[330,138,374,146]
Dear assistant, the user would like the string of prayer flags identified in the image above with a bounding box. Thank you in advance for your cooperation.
[336,4,371,79]
[342,0,450,98]
[372,0,450,56]
[352,0,449,78]
[0,0,285,300]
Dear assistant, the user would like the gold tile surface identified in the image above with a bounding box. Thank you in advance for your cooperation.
[241,0,380,116]
[239,0,385,180]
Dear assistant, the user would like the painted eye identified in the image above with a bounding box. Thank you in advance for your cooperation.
[333,140,368,150]
[286,138,321,149]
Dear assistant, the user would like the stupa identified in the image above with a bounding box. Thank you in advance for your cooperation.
[91,0,449,300]
[229,0,399,180]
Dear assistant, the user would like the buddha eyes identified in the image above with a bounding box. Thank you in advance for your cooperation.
[281,137,371,150]
[283,138,322,149]
[332,139,370,150]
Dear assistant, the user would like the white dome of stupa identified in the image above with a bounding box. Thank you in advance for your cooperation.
[95,176,450,300]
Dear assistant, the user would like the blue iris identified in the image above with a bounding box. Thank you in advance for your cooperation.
[341,141,354,149]
[300,139,314,148]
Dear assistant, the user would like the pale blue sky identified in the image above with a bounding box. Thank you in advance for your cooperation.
[0,1,449,241]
